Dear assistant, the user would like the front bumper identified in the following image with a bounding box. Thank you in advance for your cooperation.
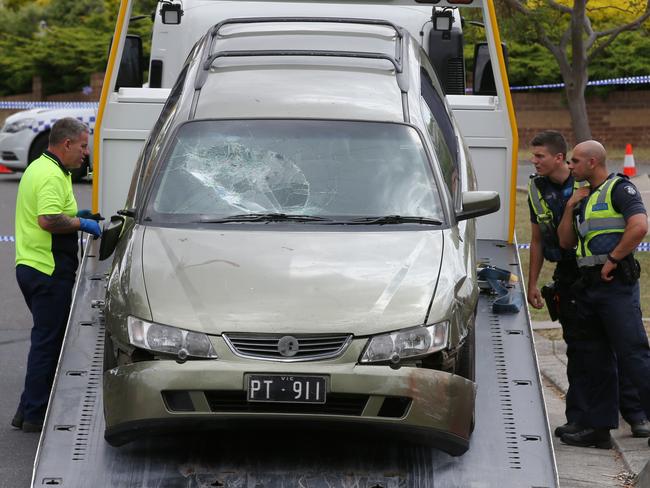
[0,130,31,170]
[103,351,475,455]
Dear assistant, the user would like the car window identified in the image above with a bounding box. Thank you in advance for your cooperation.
[420,69,460,207]
[146,119,444,223]
[126,42,199,208]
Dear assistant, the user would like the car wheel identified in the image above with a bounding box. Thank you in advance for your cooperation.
[103,330,117,372]
[70,158,89,182]
[28,132,49,165]
[456,322,475,382]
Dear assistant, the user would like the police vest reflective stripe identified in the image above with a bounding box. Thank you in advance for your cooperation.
[528,177,553,231]
[528,177,585,261]
[576,176,626,267]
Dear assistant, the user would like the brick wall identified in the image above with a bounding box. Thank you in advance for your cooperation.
[513,90,650,149]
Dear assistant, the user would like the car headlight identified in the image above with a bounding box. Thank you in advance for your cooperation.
[3,118,36,133]
[127,316,218,359]
[360,322,449,364]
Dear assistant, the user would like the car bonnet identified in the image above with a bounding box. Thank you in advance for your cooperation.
[140,226,444,335]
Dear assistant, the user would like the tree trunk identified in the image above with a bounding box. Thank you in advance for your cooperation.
[565,0,592,144]
[564,86,592,143]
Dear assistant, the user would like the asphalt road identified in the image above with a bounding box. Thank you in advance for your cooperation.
[0,173,91,488]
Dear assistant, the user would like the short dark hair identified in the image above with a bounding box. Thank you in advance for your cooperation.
[49,117,89,147]
[530,130,567,158]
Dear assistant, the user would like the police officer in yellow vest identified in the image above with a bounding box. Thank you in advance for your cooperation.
[528,132,648,442]
[558,140,650,449]
[11,118,102,433]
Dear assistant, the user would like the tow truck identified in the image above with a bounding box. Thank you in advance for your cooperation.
[30,1,559,486]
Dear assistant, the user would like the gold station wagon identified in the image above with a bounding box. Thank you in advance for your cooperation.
[100,17,499,455]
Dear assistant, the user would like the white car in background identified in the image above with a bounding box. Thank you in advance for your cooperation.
[0,106,96,181]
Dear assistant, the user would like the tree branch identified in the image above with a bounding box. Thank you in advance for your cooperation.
[548,0,572,14]
[559,23,572,51]
[589,8,650,61]
[586,5,637,16]
[499,0,531,16]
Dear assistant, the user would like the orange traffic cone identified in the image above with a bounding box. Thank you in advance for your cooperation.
[623,144,637,177]
[0,164,13,174]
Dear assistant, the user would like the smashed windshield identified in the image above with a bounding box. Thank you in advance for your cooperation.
[148,120,444,222]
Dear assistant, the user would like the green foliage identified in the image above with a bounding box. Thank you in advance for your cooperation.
[506,41,564,86]
[589,30,650,79]
[492,0,650,87]
[43,0,105,27]
[0,2,46,38]
[0,34,37,94]
[0,0,154,96]
[30,25,112,94]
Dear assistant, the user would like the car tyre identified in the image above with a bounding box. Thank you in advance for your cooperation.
[70,158,89,182]
[103,330,117,372]
[456,323,475,382]
[28,132,49,166]
[457,321,476,434]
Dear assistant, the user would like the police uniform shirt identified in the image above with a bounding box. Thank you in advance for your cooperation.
[528,174,576,262]
[577,174,647,255]
[15,150,79,280]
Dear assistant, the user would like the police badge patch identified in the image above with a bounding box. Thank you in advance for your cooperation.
[624,185,637,196]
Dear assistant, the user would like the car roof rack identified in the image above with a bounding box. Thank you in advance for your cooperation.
[194,17,410,93]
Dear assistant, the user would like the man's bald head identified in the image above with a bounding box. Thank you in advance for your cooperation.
[568,139,609,185]
[574,140,607,167]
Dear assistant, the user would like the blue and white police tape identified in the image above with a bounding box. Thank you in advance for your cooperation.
[0,101,98,110]
[518,242,650,252]
[510,74,650,91]
[1,235,15,242]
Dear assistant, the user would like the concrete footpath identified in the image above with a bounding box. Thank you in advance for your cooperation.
[535,328,650,487]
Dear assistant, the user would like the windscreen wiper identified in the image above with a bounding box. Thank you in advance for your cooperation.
[348,215,443,225]
[196,213,334,223]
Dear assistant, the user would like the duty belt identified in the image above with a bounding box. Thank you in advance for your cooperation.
[576,254,608,268]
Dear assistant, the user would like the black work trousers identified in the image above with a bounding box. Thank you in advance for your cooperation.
[15,264,74,424]
[574,277,650,429]
[557,275,645,427]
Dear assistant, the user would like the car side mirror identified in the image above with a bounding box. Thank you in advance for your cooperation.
[472,42,508,96]
[99,215,127,261]
[456,191,500,221]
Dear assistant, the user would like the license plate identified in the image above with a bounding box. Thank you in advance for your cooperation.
[247,374,327,403]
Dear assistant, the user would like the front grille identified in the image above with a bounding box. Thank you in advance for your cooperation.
[205,391,368,415]
[223,333,352,361]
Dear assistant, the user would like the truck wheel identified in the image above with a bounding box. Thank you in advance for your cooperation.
[28,132,49,165]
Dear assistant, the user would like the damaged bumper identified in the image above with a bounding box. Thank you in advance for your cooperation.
[103,355,475,456]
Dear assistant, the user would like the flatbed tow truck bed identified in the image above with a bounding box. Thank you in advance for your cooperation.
[31,239,558,488]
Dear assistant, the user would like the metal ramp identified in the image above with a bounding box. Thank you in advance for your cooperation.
[32,239,558,488]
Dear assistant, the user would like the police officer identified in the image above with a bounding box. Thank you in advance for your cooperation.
[528,132,649,441]
[558,140,650,448]
[11,118,101,432]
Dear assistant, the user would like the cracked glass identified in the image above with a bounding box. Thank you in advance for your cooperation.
[148,119,444,222]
